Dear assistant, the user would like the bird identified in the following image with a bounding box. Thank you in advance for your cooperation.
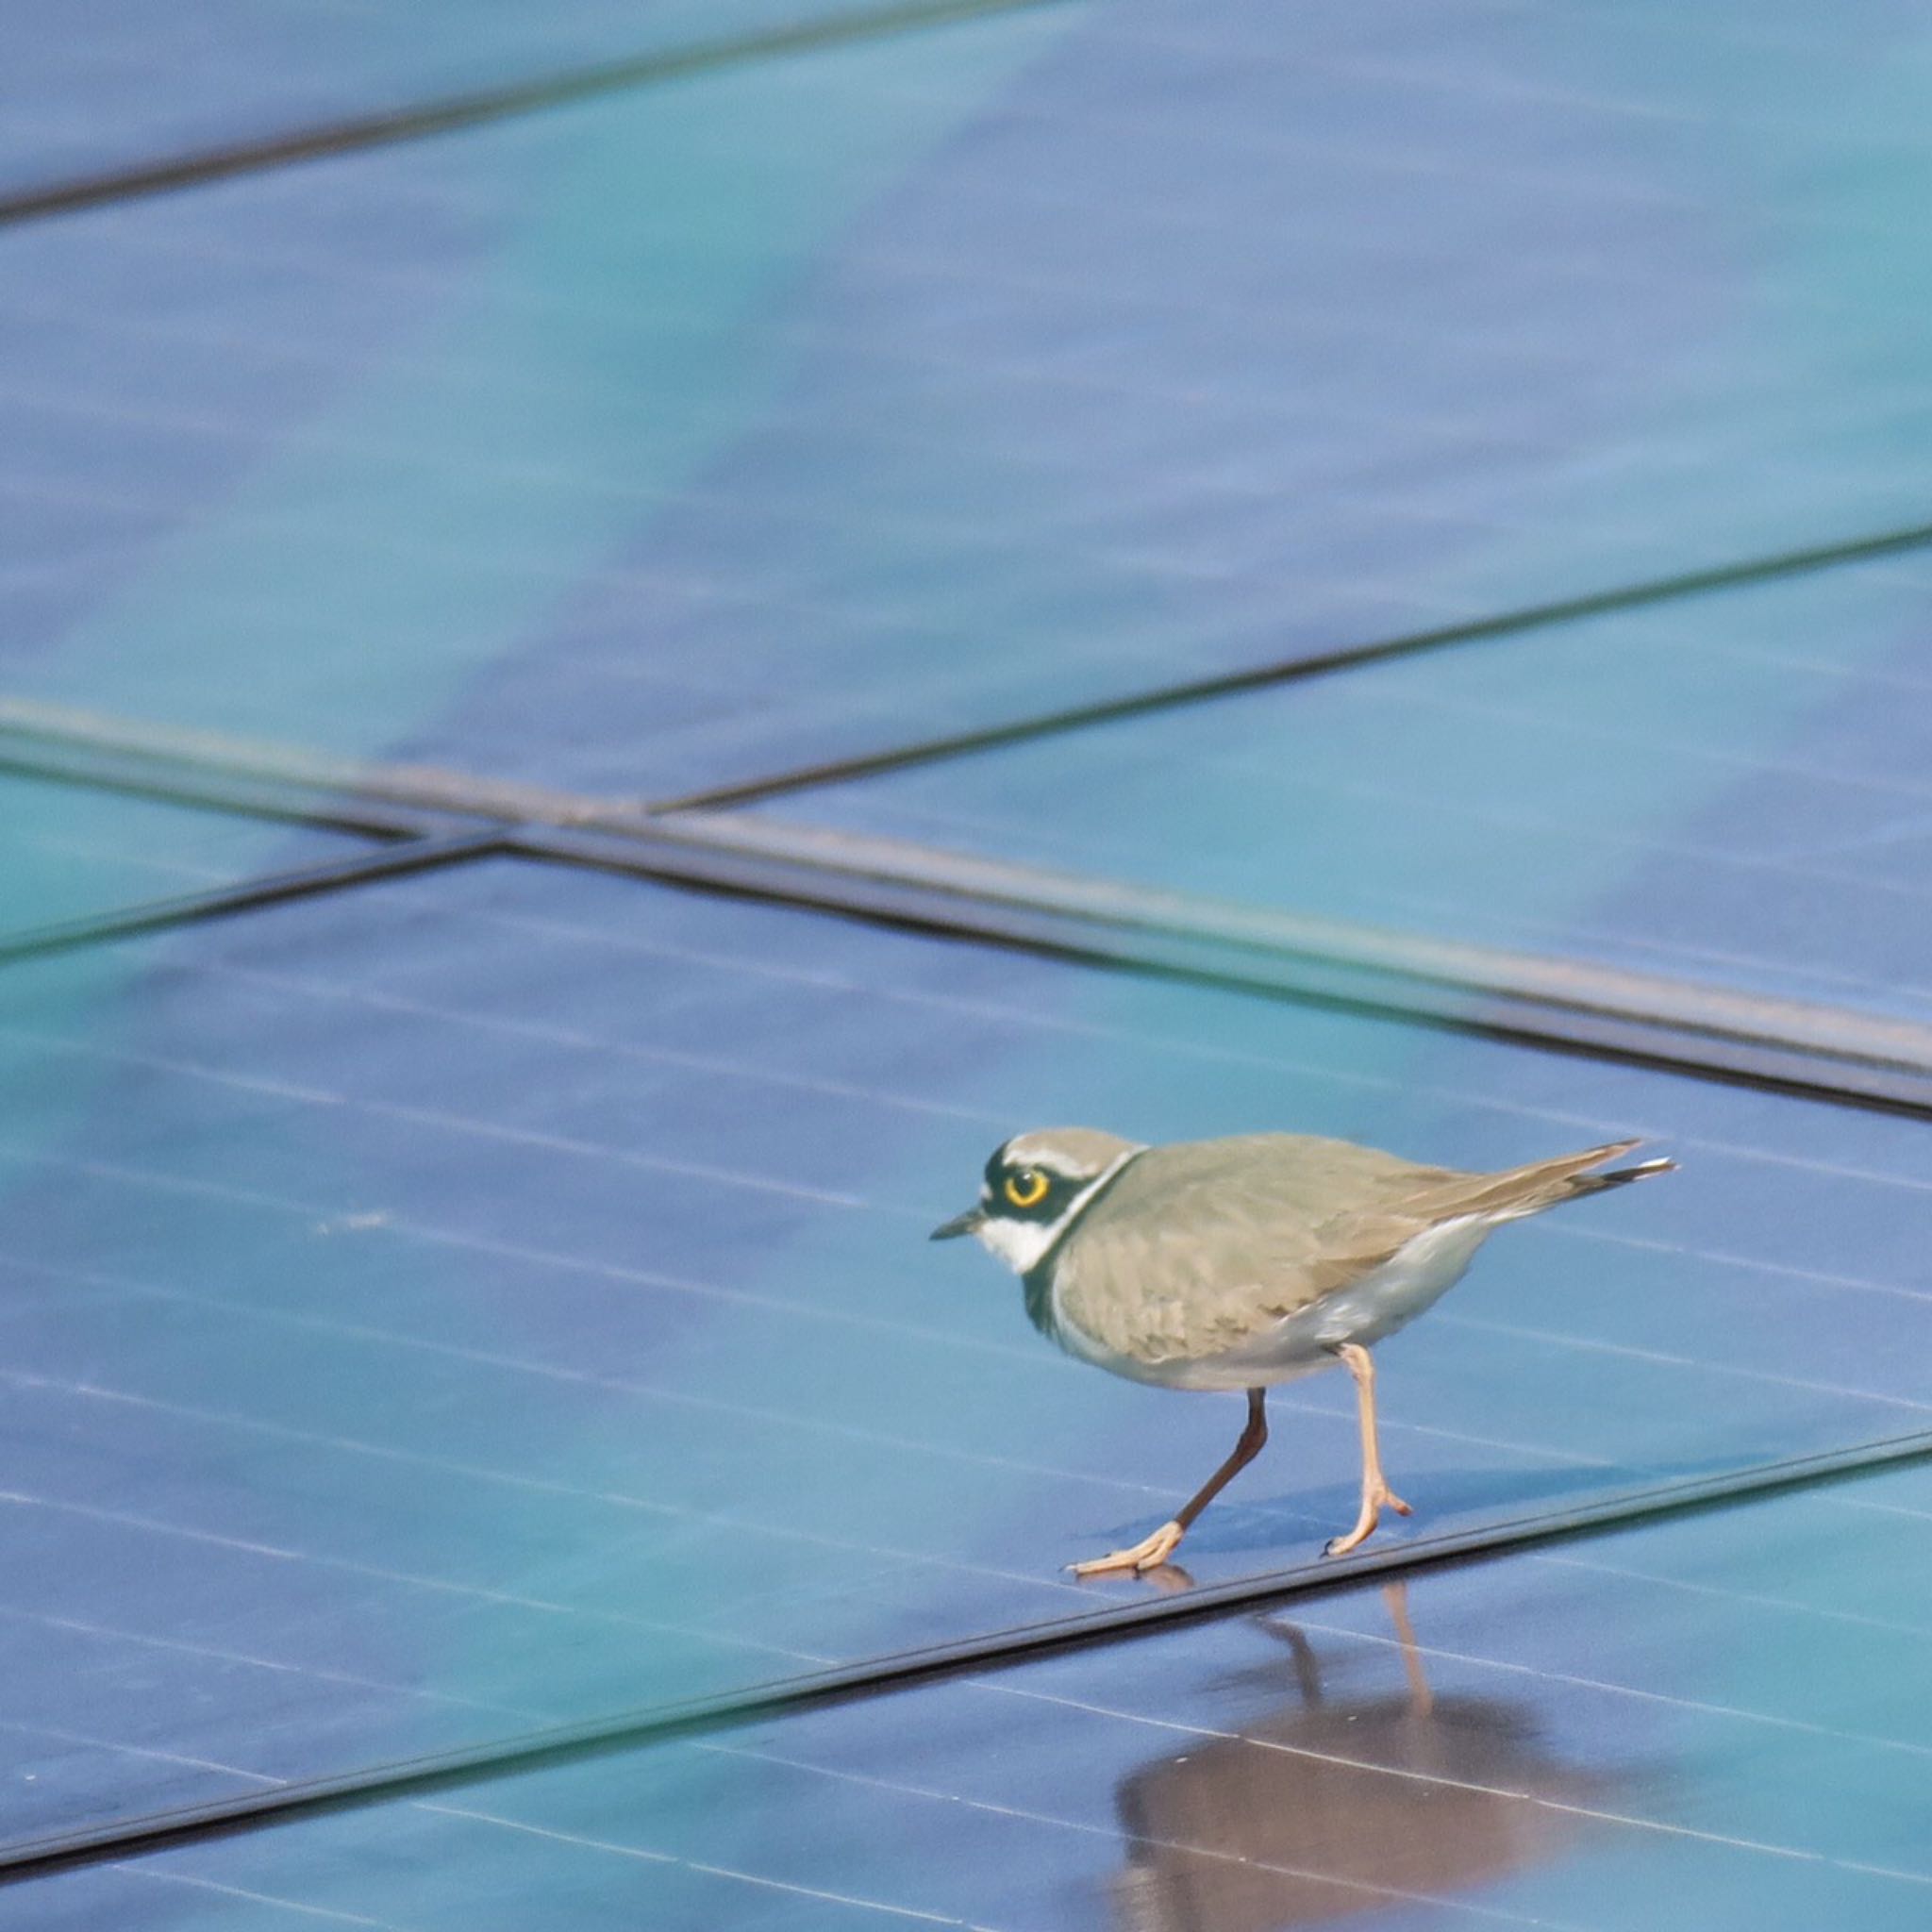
[931,1126,1674,1574]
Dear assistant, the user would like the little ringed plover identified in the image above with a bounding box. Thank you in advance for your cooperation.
[932,1127,1674,1574]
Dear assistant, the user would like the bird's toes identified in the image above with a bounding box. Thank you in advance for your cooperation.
[1066,1554,1120,1577]
[1069,1520,1185,1577]
[1324,1517,1379,1558]
[1133,1525,1185,1571]
[1067,1547,1141,1578]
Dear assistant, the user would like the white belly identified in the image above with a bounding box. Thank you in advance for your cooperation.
[1091,1214,1494,1393]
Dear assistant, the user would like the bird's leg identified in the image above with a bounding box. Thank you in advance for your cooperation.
[1323,1342,1411,1557]
[1071,1387,1268,1576]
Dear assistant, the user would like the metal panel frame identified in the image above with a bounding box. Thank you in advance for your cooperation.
[10,0,1932,1907]
[1,1422,1927,1888]
[6,702,1932,1118]
[0,0,1073,227]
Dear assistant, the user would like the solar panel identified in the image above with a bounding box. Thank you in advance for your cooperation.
[752,550,1932,1023]
[0,3,1085,784]
[0,772,364,939]
[14,1461,1928,1926]
[8,0,1932,1918]
[9,4,1932,805]
[0,854,1924,1850]
[0,1,956,196]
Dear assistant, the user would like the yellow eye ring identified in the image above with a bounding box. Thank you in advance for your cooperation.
[1004,1169,1050,1208]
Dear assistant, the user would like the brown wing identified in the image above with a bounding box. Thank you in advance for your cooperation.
[1049,1135,1464,1364]
[1050,1134,1646,1365]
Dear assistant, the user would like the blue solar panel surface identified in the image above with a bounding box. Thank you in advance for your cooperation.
[0,0,928,193]
[5,0,1932,1924]
[9,3,1932,800]
[0,858,1924,1852]
[12,1468,1929,1929]
[0,775,358,935]
[762,552,1932,1023]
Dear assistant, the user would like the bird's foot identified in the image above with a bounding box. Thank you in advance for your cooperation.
[1068,1518,1186,1576]
[1322,1481,1412,1558]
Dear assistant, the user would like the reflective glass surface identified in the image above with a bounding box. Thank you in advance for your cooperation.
[10,3,1932,797]
[0,772,360,934]
[769,553,1932,1024]
[14,1462,1930,1928]
[0,857,1924,1845]
[8,1,1932,1907]
[0,1,924,192]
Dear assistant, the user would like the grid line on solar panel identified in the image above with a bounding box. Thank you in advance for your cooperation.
[636,516,1932,808]
[14,2,1932,817]
[20,861,1928,1149]
[732,738,1930,902]
[114,1869,408,1930]
[6,763,1932,1455]
[14,914,1932,1220]
[16,1562,1929,1923]
[3,4,1930,1915]
[11,286,1931,574]
[12,675,1931,1123]
[753,781,1932,941]
[11,909,1932,1305]
[5,1119,1928,1435]
[11,285,1913,506]
[17,1467,1932,1925]
[418,1786,1497,1929]
[0,833,503,979]
[0,1386,1924,1756]
[738,547,1932,1035]
[30,272,1881,590]
[0,1474,832,1677]
[0,0,1078,218]
[0,365,1585,620]
[0,774,372,941]
[0,1339,1137,1590]
[0,854,1926,1865]
[0,1261,1547,1567]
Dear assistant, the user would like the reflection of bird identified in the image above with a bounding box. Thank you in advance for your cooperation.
[932,1127,1673,1572]
[1109,1590,1606,1932]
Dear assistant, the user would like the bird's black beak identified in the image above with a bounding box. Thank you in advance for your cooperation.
[929,1207,986,1241]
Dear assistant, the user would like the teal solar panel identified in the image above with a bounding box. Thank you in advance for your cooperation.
[17,1462,1930,1928]
[0,2,964,193]
[758,553,1932,1025]
[8,3,1932,802]
[5,1,1932,1918]
[0,858,1923,1849]
[0,772,361,937]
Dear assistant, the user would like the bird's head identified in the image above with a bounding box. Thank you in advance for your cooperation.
[929,1126,1144,1274]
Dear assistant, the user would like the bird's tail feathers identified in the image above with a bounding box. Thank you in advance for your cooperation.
[1564,1154,1677,1199]
[1442,1139,1676,1222]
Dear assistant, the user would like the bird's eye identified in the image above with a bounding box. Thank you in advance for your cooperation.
[1004,1168,1050,1208]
